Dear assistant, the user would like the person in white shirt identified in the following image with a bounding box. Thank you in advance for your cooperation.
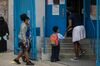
[14,13,34,65]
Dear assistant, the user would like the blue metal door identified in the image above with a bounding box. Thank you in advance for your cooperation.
[46,0,66,37]
[84,0,95,38]
[96,0,100,65]
[14,0,37,60]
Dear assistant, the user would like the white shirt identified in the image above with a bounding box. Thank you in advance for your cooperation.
[57,33,65,40]
[18,23,27,43]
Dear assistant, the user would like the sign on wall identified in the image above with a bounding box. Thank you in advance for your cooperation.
[48,0,65,5]
[60,0,65,4]
[48,0,53,5]
[52,5,59,15]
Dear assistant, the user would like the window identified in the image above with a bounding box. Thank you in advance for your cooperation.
[53,0,60,5]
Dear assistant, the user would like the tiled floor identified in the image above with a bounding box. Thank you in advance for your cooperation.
[0,52,96,66]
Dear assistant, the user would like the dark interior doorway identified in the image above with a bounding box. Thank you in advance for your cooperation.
[66,0,83,37]
[67,0,83,13]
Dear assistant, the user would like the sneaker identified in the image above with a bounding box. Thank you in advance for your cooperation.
[55,59,60,61]
[13,59,21,64]
[26,61,34,65]
[79,50,87,56]
[70,57,79,61]
[51,60,56,62]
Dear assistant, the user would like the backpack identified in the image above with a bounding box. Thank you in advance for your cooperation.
[50,33,58,46]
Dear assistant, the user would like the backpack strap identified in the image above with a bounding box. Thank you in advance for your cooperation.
[55,33,58,46]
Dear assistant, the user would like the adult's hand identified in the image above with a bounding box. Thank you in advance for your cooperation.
[67,27,72,32]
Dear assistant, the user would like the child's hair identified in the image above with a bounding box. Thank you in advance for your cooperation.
[20,13,29,22]
[53,26,59,33]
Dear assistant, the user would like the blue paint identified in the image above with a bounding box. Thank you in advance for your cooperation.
[84,0,95,38]
[36,27,40,36]
[14,0,37,60]
[96,0,100,66]
[45,1,66,37]
[42,16,46,53]
[14,0,20,54]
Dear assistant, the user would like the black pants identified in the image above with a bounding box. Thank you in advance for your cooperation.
[51,44,60,61]
[0,39,7,52]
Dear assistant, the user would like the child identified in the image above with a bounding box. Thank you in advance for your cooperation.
[21,24,31,62]
[50,26,66,62]
[14,13,34,65]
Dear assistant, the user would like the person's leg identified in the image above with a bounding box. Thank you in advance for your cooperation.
[77,42,86,56]
[0,40,3,52]
[0,39,7,52]
[15,51,23,60]
[2,39,7,52]
[55,45,60,61]
[51,46,56,62]
[14,51,23,64]
[21,47,29,62]
[23,49,34,65]
[77,42,82,53]
[14,44,25,64]
[74,41,80,58]
[51,46,54,61]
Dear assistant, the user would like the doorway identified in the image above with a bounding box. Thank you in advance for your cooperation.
[66,0,83,37]
[67,0,83,14]
[45,0,66,37]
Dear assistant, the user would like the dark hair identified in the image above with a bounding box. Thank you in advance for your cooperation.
[53,26,59,33]
[20,13,29,21]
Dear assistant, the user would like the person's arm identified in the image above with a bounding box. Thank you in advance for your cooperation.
[58,33,65,40]
[67,19,72,32]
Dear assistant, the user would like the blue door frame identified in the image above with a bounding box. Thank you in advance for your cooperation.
[96,0,100,66]
[14,0,37,60]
